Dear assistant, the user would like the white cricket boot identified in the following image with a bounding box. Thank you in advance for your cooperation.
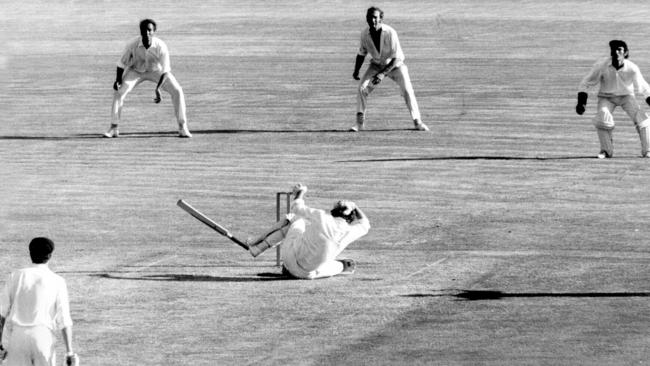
[350,113,365,132]
[103,125,119,138]
[179,123,192,138]
[414,119,429,131]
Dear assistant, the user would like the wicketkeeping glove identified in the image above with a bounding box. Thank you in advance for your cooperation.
[66,353,80,366]
[646,96,650,107]
[576,92,588,115]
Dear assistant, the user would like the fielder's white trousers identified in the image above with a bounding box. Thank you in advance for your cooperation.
[593,95,650,155]
[3,324,56,366]
[357,63,421,121]
[281,219,344,280]
[111,69,187,126]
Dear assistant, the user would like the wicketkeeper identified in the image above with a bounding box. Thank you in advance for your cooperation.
[247,184,371,279]
[576,39,650,158]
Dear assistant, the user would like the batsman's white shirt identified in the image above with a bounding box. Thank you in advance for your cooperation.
[579,57,650,98]
[286,199,370,273]
[358,24,404,67]
[117,36,171,74]
[0,264,72,331]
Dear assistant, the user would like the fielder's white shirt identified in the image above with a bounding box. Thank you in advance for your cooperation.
[358,24,405,67]
[117,36,171,74]
[290,199,370,272]
[579,57,650,98]
[0,264,73,331]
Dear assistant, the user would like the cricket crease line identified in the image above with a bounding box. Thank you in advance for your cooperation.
[404,257,448,279]
[121,254,177,276]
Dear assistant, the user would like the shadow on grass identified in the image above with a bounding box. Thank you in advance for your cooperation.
[338,155,599,162]
[404,290,650,301]
[94,272,295,282]
[0,128,419,140]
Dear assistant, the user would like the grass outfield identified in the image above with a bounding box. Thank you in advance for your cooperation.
[1,1,649,365]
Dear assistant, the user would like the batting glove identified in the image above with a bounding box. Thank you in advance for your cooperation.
[576,92,588,115]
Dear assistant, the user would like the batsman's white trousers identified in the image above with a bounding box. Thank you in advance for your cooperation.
[3,324,56,366]
[357,63,421,121]
[111,69,187,126]
[281,219,344,280]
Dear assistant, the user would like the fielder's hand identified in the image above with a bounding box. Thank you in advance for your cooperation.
[113,80,121,91]
[352,72,360,80]
[153,89,162,104]
[371,72,385,85]
[646,96,650,107]
[66,352,79,366]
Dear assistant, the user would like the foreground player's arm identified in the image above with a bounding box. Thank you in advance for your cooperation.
[62,326,74,357]
[154,72,168,103]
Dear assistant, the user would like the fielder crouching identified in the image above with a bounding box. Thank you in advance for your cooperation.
[247,184,370,279]
[576,39,650,158]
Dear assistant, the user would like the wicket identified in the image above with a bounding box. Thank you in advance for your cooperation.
[275,191,292,266]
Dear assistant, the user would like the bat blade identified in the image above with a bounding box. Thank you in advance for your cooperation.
[177,199,248,250]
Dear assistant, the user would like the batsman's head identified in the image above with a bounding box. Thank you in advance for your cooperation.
[29,237,55,264]
[331,200,358,224]
[609,39,629,59]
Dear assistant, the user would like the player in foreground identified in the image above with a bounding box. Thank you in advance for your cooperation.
[576,39,650,158]
[247,184,370,279]
[104,18,191,138]
[0,237,79,366]
[351,6,429,132]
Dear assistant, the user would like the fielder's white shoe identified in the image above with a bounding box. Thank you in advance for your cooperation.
[414,119,430,131]
[102,126,119,138]
[597,151,612,159]
[350,113,365,132]
[178,123,192,138]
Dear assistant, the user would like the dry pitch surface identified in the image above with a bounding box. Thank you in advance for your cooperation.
[1,1,649,365]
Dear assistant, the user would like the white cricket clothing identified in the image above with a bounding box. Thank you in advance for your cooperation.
[1,264,72,366]
[0,264,72,331]
[117,36,171,74]
[578,57,650,98]
[3,325,56,366]
[358,24,404,67]
[281,199,370,279]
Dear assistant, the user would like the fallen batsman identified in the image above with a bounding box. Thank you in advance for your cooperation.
[178,184,370,279]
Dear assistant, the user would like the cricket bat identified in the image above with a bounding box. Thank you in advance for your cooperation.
[177,199,249,250]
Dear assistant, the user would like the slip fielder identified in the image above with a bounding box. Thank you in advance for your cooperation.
[351,6,429,132]
[576,39,650,158]
[104,18,191,138]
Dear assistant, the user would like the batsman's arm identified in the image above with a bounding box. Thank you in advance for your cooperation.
[292,184,307,200]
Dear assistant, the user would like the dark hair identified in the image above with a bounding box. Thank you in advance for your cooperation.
[29,237,54,264]
[331,202,359,224]
[139,19,157,33]
[366,6,384,20]
[609,39,629,58]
